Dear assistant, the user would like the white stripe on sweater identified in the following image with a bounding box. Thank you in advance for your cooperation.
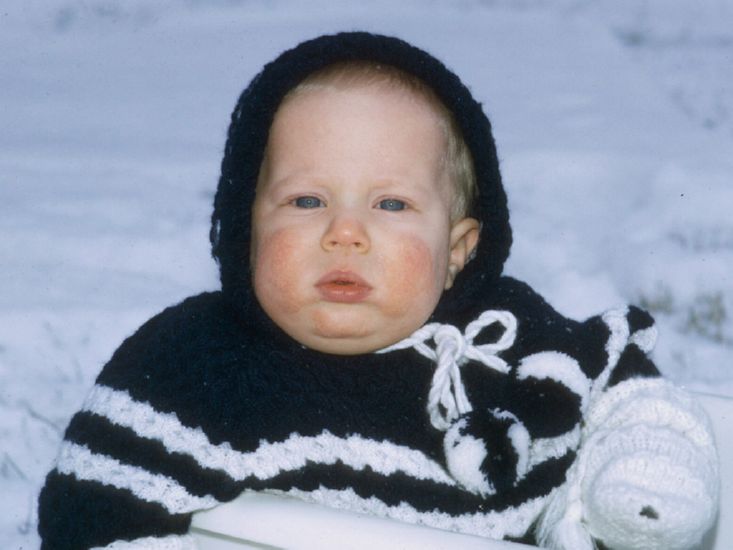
[517,351,591,412]
[92,534,198,550]
[278,486,548,541]
[590,308,631,400]
[528,426,581,471]
[56,443,218,514]
[83,385,456,486]
[629,325,657,353]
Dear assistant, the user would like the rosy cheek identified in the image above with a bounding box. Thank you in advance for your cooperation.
[252,229,304,315]
[381,235,445,318]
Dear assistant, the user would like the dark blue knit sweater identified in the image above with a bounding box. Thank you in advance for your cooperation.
[38,276,663,549]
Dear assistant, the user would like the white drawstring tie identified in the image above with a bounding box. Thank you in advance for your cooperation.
[379,310,518,431]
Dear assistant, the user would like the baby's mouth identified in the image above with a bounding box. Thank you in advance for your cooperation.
[315,271,372,303]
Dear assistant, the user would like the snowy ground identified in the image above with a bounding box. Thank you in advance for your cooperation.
[1,1,732,548]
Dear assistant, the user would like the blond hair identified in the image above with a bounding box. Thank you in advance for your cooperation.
[281,61,477,222]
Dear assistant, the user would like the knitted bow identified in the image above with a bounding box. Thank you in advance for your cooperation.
[380,310,518,431]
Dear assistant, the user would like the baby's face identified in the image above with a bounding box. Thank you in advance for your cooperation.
[251,83,478,354]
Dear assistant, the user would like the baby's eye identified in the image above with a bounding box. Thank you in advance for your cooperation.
[292,196,324,209]
[377,198,407,211]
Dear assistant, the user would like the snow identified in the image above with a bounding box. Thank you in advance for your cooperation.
[1,1,731,547]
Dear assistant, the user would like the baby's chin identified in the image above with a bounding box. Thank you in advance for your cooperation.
[262,298,437,355]
[304,319,390,356]
[278,314,406,356]
[306,306,426,354]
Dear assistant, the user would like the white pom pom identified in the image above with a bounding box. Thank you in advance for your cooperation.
[444,418,494,497]
[443,410,530,497]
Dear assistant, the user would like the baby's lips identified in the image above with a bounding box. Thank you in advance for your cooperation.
[315,270,373,303]
[315,270,372,289]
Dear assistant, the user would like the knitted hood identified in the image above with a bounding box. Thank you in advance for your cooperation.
[210,31,511,325]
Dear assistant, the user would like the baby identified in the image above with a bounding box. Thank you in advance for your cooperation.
[38,32,718,550]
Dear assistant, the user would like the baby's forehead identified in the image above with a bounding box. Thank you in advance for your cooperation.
[262,84,451,189]
[278,60,449,123]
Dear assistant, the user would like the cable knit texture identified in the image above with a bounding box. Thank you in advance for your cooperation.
[37,32,719,549]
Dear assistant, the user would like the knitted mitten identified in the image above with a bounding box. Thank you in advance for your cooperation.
[538,377,719,550]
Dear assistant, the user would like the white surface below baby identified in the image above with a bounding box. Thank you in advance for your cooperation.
[190,392,731,550]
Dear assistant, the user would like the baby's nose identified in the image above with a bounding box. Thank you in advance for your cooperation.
[321,214,371,253]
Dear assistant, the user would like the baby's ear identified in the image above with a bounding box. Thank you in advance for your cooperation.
[445,217,480,289]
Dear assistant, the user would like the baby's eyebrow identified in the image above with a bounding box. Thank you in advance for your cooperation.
[368,178,434,193]
[263,174,314,190]
[263,175,334,198]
